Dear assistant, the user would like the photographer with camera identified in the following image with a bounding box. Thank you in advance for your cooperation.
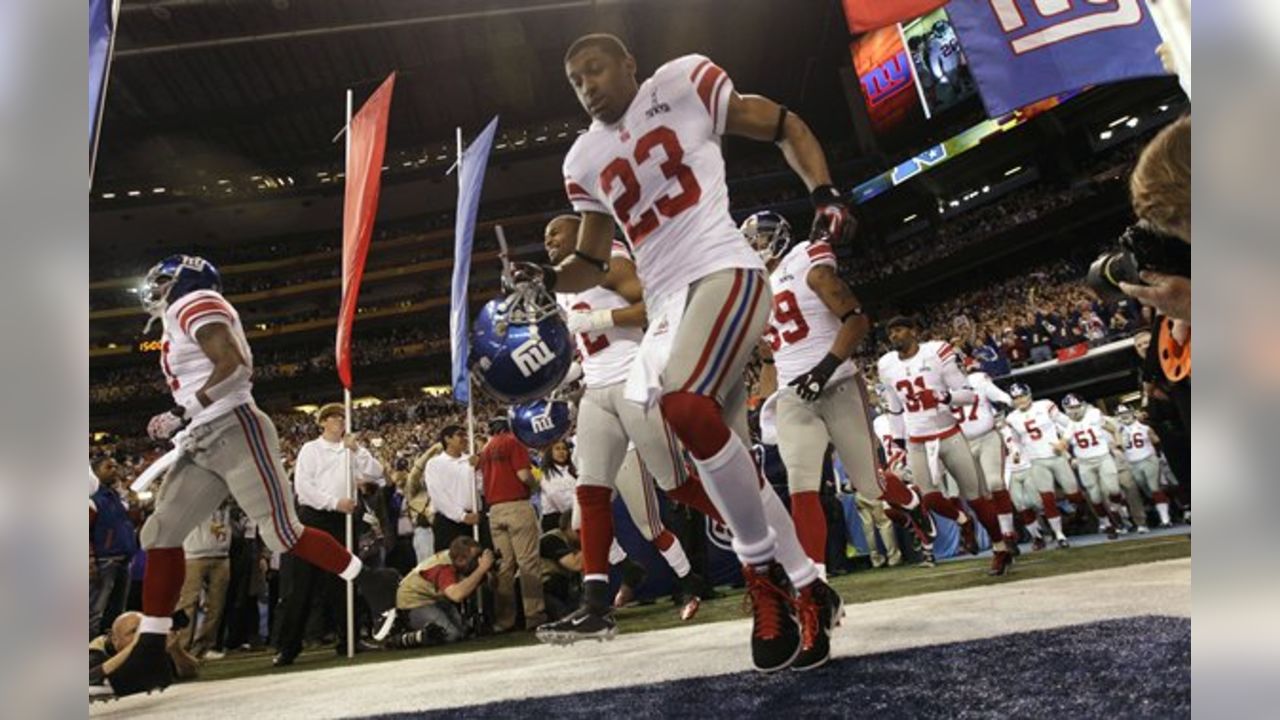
[381,537,494,650]
[1089,115,1191,434]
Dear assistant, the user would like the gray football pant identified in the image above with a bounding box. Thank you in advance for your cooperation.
[908,431,988,500]
[966,430,1005,492]
[576,382,686,492]
[1029,455,1080,498]
[141,403,303,553]
[776,376,881,498]
[1076,455,1121,504]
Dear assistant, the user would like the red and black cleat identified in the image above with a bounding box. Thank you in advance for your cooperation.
[987,550,1014,577]
[743,562,801,673]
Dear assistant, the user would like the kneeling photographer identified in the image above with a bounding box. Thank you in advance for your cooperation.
[1088,115,1191,432]
[381,537,493,650]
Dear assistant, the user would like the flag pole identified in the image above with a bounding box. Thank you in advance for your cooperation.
[343,87,356,661]
[456,125,482,543]
[90,0,122,189]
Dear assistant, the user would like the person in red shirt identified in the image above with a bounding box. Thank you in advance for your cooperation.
[476,417,546,631]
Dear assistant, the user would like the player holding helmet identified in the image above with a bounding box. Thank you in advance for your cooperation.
[534,215,720,643]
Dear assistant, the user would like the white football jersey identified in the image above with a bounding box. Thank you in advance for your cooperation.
[872,412,903,461]
[160,290,254,430]
[956,371,1012,439]
[1004,399,1067,461]
[765,240,856,388]
[1120,421,1157,462]
[562,54,763,302]
[557,241,643,389]
[876,341,967,441]
[1064,406,1114,459]
[1000,425,1031,473]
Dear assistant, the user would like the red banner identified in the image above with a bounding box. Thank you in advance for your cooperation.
[842,0,948,33]
[336,73,395,390]
[1056,343,1090,363]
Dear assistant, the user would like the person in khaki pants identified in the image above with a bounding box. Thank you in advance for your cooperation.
[476,417,546,632]
[854,493,901,568]
[176,502,232,658]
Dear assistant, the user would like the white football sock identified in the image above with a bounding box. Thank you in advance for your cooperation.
[659,539,691,578]
[693,436,775,562]
[1048,515,1066,540]
[997,512,1015,536]
[1025,522,1043,540]
[1156,503,1171,525]
[140,615,173,635]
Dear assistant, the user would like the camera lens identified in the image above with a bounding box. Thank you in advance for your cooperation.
[1086,251,1141,302]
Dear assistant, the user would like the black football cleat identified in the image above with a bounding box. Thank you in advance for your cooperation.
[1031,536,1046,552]
[535,607,618,645]
[1057,537,1071,549]
[793,580,844,672]
[743,562,801,673]
[103,632,173,698]
[918,548,936,568]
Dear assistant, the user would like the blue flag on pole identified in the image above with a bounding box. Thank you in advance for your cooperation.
[90,0,119,179]
[947,0,1168,117]
[450,116,500,405]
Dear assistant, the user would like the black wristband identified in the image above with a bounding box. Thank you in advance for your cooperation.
[839,307,864,323]
[811,184,841,208]
[539,264,559,293]
[170,404,187,418]
[573,250,610,273]
[772,106,788,144]
[815,352,843,376]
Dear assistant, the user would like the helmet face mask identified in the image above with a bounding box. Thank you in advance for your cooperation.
[1009,383,1033,411]
[1062,394,1086,421]
[139,255,222,330]
[739,211,792,265]
[1116,404,1135,425]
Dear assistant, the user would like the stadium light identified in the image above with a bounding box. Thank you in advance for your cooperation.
[1099,130,1113,140]
[1108,116,1131,128]
[949,200,959,207]
[101,192,115,199]
[1125,118,1140,128]
[902,214,917,223]
[127,190,141,197]
[1004,166,1022,177]
[152,187,166,194]
[982,186,990,193]
[1159,104,1170,112]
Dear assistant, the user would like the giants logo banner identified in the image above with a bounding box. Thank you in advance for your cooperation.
[851,27,922,138]
[946,0,1169,117]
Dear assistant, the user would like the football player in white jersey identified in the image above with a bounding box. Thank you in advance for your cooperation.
[522,34,850,672]
[876,317,1015,575]
[870,401,942,566]
[1117,405,1173,527]
[955,360,1019,551]
[744,211,877,579]
[1004,383,1096,546]
[1060,394,1125,539]
[102,256,394,697]
[537,215,724,643]
[999,416,1055,549]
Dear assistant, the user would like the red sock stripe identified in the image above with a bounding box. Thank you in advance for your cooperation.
[654,529,677,552]
[790,491,827,564]
[1040,492,1061,518]
[577,485,614,576]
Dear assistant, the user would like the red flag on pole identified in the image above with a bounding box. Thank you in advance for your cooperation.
[336,73,395,390]
[841,0,948,33]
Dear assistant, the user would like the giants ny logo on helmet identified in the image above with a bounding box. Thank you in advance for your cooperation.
[509,398,573,449]
[469,284,573,404]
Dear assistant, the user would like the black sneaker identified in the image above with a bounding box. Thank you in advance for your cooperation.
[1057,537,1071,549]
[384,624,449,650]
[918,548,936,568]
[793,580,844,672]
[535,607,618,645]
[103,632,173,698]
[743,562,800,673]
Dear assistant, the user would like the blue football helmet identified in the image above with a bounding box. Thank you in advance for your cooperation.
[509,398,574,450]
[140,255,223,328]
[469,283,574,404]
[1008,382,1033,410]
[739,211,793,264]
[1061,393,1086,420]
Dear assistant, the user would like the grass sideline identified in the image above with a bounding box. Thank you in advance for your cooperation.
[197,534,1190,683]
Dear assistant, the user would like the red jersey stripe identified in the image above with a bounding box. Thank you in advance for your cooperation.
[688,58,711,82]
[181,309,232,335]
[696,65,725,114]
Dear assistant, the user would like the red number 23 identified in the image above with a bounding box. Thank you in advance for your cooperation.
[600,126,701,247]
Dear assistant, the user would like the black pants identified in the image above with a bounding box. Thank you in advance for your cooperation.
[276,506,351,655]
[540,512,563,533]
[433,514,471,553]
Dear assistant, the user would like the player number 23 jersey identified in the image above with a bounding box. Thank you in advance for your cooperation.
[562,54,762,301]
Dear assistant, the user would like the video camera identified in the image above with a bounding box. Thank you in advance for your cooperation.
[1086,221,1191,303]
